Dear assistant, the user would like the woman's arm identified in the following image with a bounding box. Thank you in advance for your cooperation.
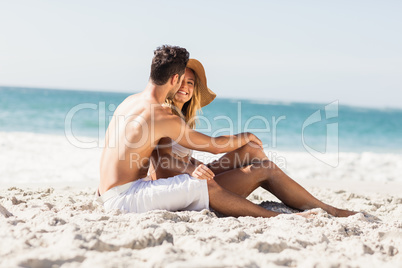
[159,115,263,154]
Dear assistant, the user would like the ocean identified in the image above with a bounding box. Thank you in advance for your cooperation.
[1,86,402,153]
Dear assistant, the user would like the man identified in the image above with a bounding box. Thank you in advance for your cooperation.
[98,45,279,217]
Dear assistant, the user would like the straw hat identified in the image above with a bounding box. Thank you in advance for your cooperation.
[186,59,216,107]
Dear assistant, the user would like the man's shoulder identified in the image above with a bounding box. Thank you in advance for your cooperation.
[153,107,180,123]
[118,94,181,124]
[121,93,142,105]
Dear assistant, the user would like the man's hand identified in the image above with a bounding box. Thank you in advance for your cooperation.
[191,164,215,181]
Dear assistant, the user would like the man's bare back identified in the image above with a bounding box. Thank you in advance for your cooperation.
[99,83,182,195]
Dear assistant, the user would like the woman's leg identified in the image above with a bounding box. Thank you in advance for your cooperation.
[213,160,356,217]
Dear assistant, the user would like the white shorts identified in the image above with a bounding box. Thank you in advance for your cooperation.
[97,174,209,213]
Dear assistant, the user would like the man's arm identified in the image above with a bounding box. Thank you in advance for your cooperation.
[190,157,204,167]
[159,115,262,154]
[153,151,214,180]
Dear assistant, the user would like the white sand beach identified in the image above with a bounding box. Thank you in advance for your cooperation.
[1,131,402,267]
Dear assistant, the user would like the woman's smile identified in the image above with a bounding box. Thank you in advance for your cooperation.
[177,90,189,96]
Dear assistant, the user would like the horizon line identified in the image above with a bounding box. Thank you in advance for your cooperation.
[1,84,401,111]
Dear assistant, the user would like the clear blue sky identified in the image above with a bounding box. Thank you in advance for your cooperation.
[1,0,401,108]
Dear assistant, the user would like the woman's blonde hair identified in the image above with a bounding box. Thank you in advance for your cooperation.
[165,68,202,129]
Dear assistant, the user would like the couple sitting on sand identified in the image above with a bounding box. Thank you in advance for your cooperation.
[97,45,355,218]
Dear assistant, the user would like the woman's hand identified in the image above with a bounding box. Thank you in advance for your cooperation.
[191,164,215,180]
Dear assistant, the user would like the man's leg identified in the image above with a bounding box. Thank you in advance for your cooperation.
[212,160,356,217]
[207,142,267,175]
[206,179,280,218]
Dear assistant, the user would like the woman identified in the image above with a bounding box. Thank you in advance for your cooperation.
[149,59,355,217]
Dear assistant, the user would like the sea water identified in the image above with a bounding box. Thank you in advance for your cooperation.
[1,86,402,153]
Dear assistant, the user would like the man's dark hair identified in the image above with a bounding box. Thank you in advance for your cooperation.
[150,45,190,85]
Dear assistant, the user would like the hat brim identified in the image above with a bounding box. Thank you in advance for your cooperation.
[187,59,216,108]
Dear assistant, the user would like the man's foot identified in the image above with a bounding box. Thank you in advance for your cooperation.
[326,205,357,217]
[295,210,320,218]
[333,208,357,217]
[297,207,357,218]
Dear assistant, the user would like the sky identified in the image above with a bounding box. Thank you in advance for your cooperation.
[1,0,401,109]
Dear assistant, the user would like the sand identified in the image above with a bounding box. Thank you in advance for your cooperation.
[1,131,401,267]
